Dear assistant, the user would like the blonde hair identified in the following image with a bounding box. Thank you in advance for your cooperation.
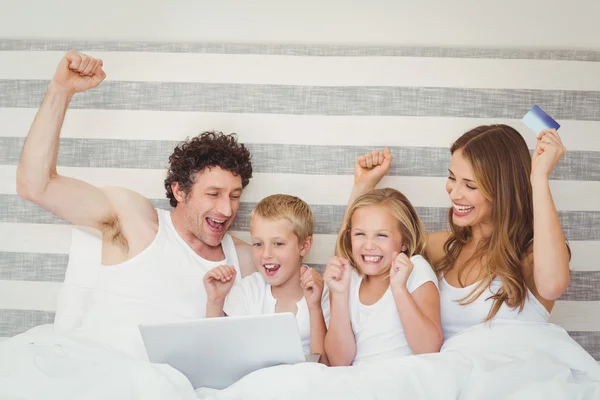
[250,194,314,242]
[336,188,428,272]
[436,124,542,321]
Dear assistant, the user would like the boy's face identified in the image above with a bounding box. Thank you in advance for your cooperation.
[250,216,311,287]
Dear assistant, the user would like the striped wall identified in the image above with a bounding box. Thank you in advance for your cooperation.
[1,39,599,359]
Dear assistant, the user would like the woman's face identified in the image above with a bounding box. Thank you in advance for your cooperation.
[446,149,493,230]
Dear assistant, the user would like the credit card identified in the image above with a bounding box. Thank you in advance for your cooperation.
[522,105,560,133]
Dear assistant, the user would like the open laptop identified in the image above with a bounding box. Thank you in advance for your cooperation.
[139,313,315,390]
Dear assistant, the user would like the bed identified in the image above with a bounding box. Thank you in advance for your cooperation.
[1,39,599,399]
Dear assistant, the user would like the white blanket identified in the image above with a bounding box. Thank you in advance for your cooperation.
[200,320,600,400]
[0,325,197,400]
[2,321,598,400]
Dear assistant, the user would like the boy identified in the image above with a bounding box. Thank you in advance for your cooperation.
[203,194,329,364]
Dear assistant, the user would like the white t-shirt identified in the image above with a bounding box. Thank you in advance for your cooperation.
[349,255,439,365]
[224,271,331,354]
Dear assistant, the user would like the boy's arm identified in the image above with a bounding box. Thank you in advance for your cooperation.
[203,266,237,318]
[308,304,329,365]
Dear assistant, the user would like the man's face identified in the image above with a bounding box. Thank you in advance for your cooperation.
[178,166,243,247]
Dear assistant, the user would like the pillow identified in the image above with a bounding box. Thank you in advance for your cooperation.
[53,227,102,331]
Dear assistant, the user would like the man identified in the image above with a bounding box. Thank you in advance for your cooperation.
[16,51,256,358]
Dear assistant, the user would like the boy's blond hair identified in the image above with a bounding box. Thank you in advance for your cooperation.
[250,194,314,242]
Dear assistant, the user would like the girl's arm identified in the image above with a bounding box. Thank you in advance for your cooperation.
[337,149,393,246]
[390,254,442,354]
[323,292,356,366]
[323,258,355,366]
[392,282,442,354]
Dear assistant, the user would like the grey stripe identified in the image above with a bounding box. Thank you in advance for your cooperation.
[0,252,68,282]
[2,195,599,240]
[2,252,598,301]
[2,80,600,121]
[568,331,600,360]
[3,138,598,181]
[0,309,55,337]
[305,264,326,274]
[3,251,598,298]
[561,272,600,301]
[2,39,600,61]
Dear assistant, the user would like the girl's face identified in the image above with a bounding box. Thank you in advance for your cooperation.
[350,205,407,277]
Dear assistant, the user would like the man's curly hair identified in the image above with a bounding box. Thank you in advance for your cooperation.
[164,131,253,207]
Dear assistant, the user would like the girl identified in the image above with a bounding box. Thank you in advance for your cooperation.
[323,188,442,366]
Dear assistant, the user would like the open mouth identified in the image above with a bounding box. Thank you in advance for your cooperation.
[361,255,383,264]
[263,264,281,277]
[452,203,474,217]
[206,217,227,232]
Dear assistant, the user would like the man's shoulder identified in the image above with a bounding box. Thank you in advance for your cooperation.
[231,235,252,259]
[230,235,257,277]
[231,235,251,249]
[98,187,157,259]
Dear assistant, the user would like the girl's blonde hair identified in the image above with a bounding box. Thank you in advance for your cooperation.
[336,188,429,272]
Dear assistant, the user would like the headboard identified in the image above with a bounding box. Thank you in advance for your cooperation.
[1,39,598,359]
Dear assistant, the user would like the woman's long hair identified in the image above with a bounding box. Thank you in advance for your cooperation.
[435,125,534,320]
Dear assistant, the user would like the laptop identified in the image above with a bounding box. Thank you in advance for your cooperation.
[139,313,315,390]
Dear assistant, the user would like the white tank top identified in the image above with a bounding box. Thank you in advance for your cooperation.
[79,208,241,359]
[440,276,549,340]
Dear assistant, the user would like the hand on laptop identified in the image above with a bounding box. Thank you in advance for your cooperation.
[300,266,324,309]
[203,265,237,303]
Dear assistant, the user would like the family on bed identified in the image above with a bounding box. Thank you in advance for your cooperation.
[16,51,571,369]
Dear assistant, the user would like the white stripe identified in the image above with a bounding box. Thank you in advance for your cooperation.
[3,166,600,212]
[2,51,600,91]
[2,108,599,151]
[0,223,74,254]
[550,301,600,331]
[0,337,8,342]
[2,223,598,271]
[1,166,168,199]
[0,280,61,311]
[569,241,600,272]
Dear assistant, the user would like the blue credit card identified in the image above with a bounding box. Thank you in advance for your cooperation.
[522,105,560,134]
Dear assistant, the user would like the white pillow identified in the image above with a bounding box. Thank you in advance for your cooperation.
[53,227,102,331]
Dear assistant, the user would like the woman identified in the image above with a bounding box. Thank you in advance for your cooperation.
[346,125,570,339]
